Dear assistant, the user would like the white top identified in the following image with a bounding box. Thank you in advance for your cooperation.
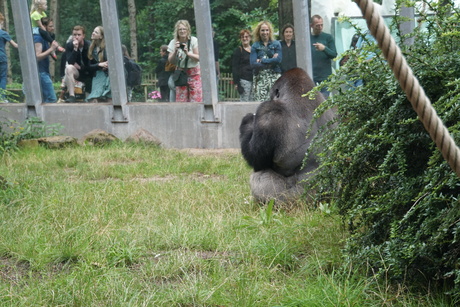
[167,36,199,69]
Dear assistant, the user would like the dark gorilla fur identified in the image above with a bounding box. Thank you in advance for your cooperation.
[239,68,334,203]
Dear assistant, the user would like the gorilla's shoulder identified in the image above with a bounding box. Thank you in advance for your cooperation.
[257,100,288,120]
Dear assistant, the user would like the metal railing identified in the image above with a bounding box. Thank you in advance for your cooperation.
[141,72,240,102]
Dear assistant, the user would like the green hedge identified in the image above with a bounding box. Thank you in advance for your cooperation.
[309,2,460,302]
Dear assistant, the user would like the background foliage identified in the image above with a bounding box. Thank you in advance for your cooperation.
[309,0,460,302]
[4,0,278,83]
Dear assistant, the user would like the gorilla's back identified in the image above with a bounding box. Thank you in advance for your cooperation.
[239,67,335,203]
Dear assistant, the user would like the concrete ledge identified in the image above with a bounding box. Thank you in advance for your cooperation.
[0,102,258,149]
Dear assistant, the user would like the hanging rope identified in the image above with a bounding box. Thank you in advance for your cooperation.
[354,0,460,177]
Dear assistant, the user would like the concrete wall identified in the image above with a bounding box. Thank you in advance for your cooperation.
[0,102,258,149]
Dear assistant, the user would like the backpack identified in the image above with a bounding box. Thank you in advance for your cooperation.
[124,57,142,87]
[165,61,176,72]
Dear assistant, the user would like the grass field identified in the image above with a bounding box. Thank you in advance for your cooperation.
[0,144,449,306]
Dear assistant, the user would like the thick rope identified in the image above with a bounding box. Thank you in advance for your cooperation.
[354,0,460,177]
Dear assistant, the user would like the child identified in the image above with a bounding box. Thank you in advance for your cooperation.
[155,45,171,102]
[0,12,18,102]
[30,0,64,61]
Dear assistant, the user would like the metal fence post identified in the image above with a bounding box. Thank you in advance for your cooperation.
[193,0,220,122]
[100,0,129,123]
[11,0,43,118]
[293,0,313,79]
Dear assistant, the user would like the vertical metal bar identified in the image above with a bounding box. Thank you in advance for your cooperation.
[11,0,43,118]
[400,5,415,46]
[293,0,313,79]
[100,0,128,122]
[193,0,219,122]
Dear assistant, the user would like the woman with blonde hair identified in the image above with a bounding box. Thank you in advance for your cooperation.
[167,20,202,102]
[86,26,111,102]
[250,20,282,102]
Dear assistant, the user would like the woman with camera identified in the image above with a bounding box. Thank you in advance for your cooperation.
[167,20,202,102]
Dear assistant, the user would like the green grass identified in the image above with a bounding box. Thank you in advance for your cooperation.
[0,144,450,306]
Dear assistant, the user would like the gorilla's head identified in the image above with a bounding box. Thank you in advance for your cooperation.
[270,68,318,101]
[269,68,323,112]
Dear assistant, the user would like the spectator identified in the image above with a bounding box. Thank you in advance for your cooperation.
[167,65,176,102]
[64,25,92,103]
[167,20,202,102]
[57,35,73,103]
[353,30,378,87]
[213,28,220,81]
[280,23,297,73]
[310,14,337,98]
[232,29,253,101]
[0,12,17,103]
[165,58,176,102]
[33,17,58,103]
[30,0,64,61]
[250,20,282,102]
[86,26,110,103]
[339,33,359,67]
[155,45,171,102]
[122,44,134,102]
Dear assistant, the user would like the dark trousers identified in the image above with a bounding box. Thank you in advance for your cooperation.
[159,85,170,102]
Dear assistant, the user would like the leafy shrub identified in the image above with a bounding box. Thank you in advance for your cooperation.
[309,1,460,302]
[0,115,63,154]
[17,117,63,140]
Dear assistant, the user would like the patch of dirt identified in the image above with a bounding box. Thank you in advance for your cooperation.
[0,257,30,285]
[132,175,178,183]
[179,148,240,156]
[0,257,74,285]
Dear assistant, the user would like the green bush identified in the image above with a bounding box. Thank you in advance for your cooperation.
[0,116,63,154]
[309,1,460,302]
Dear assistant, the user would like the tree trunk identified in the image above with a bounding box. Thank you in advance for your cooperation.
[49,0,58,79]
[127,0,138,61]
[278,0,294,33]
[278,0,311,34]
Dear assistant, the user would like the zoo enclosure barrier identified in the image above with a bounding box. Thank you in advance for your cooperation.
[4,72,241,103]
[141,72,240,102]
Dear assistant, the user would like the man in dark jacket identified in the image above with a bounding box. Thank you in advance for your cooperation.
[63,25,92,102]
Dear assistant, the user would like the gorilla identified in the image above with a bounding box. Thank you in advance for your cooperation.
[239,68,335,203]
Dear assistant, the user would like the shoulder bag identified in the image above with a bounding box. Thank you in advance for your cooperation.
[172,40,190,87]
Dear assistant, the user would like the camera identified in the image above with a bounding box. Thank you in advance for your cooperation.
[180,43,186,50]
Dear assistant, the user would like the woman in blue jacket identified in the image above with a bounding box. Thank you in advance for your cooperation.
[250,20,282,102]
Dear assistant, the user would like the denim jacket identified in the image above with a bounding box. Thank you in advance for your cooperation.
[250,40,282,74]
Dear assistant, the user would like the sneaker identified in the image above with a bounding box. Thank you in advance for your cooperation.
[57,46,65,53]
[51,53,58,61]
[65,95,76,103]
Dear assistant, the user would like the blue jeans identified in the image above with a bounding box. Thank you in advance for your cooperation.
[0,61,7,100]
[315,80,330,99]
[168,74,176,102]
[39,72,56,103]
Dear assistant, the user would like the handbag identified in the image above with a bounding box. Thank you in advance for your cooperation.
[173,40,190,87]
[173,69,188,87]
